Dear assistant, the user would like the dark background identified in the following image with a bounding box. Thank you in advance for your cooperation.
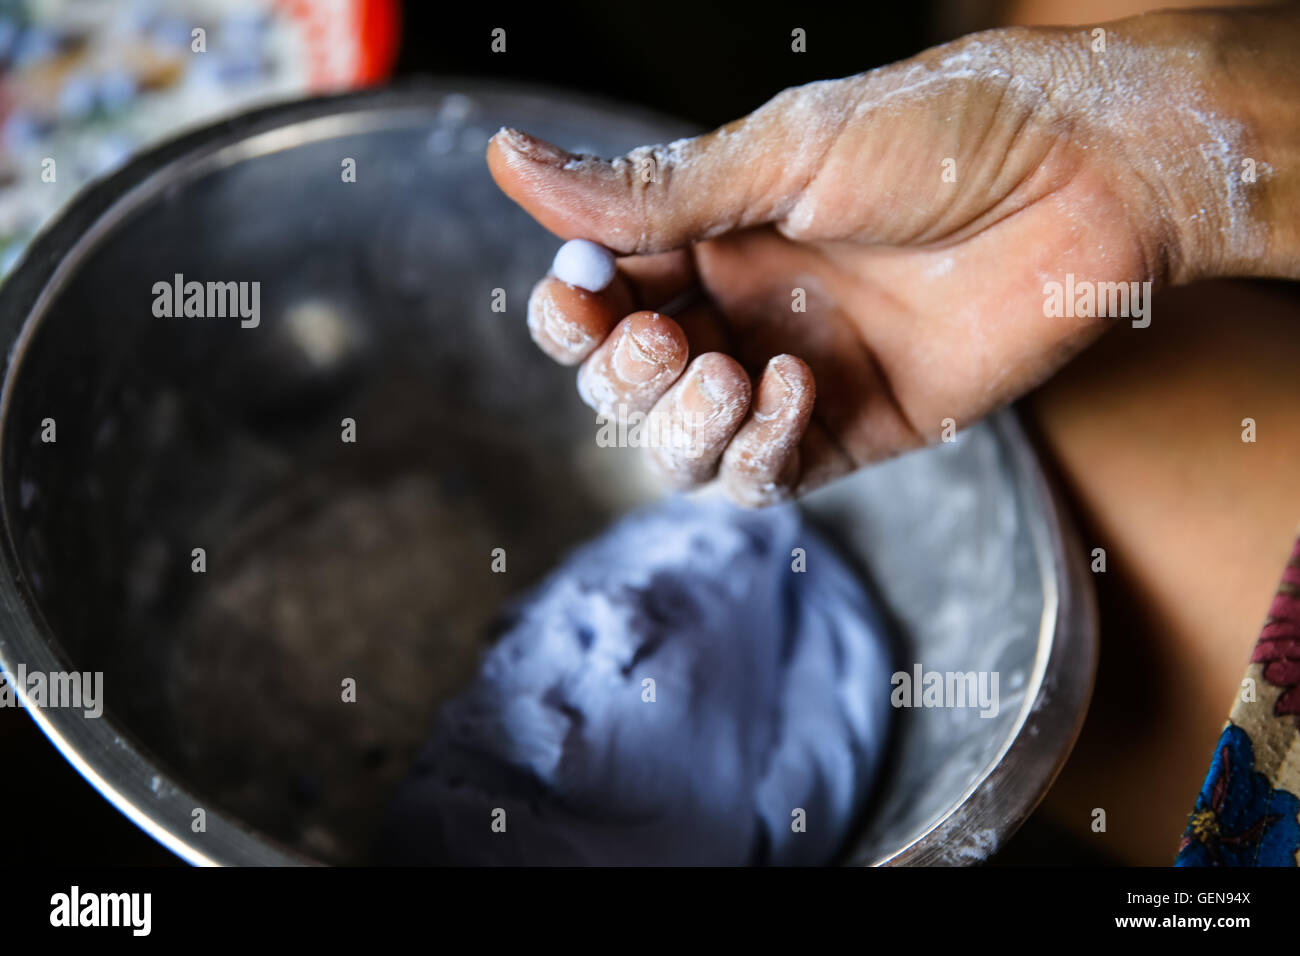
[2,0,1109,866]
[393,1,934,129]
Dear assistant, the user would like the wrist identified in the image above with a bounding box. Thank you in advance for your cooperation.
[1211,5,1300,281]
[1107,7,1300,283]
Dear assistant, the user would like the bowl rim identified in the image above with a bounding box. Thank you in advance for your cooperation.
[872,411,1098,865]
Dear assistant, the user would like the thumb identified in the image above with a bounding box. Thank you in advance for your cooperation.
[486,81,846,255]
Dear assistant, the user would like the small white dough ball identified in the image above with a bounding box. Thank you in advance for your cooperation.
[551,239,617,293]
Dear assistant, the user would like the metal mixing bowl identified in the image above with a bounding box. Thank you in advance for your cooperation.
[0,83,1096,865]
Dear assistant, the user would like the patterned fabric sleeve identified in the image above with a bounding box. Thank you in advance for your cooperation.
[1176,534,1300,866]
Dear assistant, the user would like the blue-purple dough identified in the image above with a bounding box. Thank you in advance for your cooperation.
[381,495,893,865]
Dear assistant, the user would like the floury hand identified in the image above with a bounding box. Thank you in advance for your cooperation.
[488,9,1300,505]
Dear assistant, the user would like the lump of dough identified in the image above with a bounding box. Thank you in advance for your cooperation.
[380,495,894,865]
[551,238,616,292]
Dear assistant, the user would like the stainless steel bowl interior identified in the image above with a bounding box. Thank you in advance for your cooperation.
[0,83,1096,865]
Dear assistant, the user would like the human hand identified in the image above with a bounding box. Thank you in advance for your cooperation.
[488,9,1296,505]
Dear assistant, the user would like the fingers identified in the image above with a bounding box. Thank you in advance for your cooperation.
[527,245,696,365]
[538,286,826,503]
[527,240,843,505]
[719,355,816,507]
[576,311,689,416]
[526,277,621,365]
[486,81,848,255]
[643,351,851,503]
[645,353,751,488]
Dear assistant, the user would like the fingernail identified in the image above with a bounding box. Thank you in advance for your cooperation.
[529,293,593,354]
[497,127,569,166]
[754,368,792,418]
[613,325,666,385]
[678,362,727,419]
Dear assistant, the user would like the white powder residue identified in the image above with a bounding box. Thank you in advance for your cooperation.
[576,316,682,414]
[1056,32,1267,265]
[527,289,596,358]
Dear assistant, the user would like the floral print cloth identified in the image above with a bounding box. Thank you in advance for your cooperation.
[1177,534,1300,866]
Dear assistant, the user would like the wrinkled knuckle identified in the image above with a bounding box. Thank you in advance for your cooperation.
[612,144,674,254]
